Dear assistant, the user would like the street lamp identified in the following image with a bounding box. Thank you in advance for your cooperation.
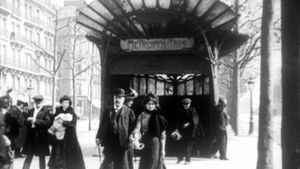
[247,77,255,135]
[27,84,34,108]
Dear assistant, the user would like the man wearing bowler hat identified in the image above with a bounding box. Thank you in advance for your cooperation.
[96,88,136,169]
[22,95,51,169]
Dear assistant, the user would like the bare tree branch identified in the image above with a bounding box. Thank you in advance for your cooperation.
[74,64,93,77]
[55,49,66,73]
[28,55,53,76]
[238,35,261,68]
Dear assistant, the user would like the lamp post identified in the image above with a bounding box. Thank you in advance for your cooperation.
[27,84,34,108]
[247,77,255,135]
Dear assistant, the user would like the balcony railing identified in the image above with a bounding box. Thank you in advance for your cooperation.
[35,0,55,12]
[10,32,26,46]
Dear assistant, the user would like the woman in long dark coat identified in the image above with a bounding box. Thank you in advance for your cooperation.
[48,95,85,169]
[131,93,168,169]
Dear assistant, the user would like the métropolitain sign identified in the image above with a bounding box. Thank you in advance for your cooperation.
[120,38,194,52]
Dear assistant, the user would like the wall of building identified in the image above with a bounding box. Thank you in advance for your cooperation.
[57,1,101,118]
[0,0,55,104]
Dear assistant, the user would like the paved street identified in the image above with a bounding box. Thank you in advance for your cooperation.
[13,120,282,169]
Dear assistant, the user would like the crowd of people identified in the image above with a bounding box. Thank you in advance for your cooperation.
[96,88,230,169]
[0,90,85,169]
[0,87,229,169]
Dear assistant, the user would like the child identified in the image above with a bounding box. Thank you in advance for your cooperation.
[48,113,73,140]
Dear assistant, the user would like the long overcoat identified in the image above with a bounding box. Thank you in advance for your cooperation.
[48,106,85,169]
[22,106,51,156]
[176,107,205,138]
[10,106,27,148]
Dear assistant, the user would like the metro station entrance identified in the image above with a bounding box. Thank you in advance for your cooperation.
[77,0,248,157]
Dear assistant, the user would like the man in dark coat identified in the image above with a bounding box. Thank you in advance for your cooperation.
[96,88,136,169]
[174,98,205,165]
[211,97,229,160]
[3,102,20,152]
[22,95,51,169]
[10,100,26,158]
[0,96,14,168]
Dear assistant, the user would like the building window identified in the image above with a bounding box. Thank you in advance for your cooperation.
[76,83,82,95]
[25,4,28,18]
[36,32,40,45]
[2,45,6,64]
[75,64,81,73]
[17,77,20,89]
[17,50,21,67]
[12,75,16,90]
[2,74,7,89]
[29,6,32,17]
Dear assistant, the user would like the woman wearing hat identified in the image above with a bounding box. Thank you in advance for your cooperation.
[48,95,85,169]
[131,93,168,169]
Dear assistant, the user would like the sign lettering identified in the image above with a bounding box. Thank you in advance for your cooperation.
[120,38,194,52]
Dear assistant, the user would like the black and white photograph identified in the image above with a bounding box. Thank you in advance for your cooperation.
[0,0,295,169]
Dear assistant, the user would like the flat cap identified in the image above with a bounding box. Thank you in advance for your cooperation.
[182,98,192,104]
[33,95,44,102]
[17,100,25,105]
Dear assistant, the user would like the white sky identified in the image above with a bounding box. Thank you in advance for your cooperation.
[51,0,93,7]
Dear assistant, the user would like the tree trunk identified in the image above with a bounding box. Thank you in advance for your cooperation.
[256,0,274,169]
[72,73,76,114]
[231,59,240,135]
[281,0,300,169]
[52,75,57,114]
[231,0,240,136]
[89,50,94,131]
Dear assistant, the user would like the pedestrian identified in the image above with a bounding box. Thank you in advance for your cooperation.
[22,103,29,118]
[10,100,27,158]
[173,98,205,165]
[124,88,138,108]
[124,88,138,169]
[210,97,229,160]
[96,88,136,169]
[0,96,14,169]
[131,93,168,169]
[48,95,85,169]
[22,95,51,169]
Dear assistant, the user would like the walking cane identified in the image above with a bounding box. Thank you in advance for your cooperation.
[97,144,102,164]
[134,149,137,163]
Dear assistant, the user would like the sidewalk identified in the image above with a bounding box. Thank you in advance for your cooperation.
[13,120,282,169]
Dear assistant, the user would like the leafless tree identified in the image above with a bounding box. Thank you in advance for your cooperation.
[256,0,275,168]
[31,10,68,113]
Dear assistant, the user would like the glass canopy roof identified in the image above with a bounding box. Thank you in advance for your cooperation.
[77,0,248,55]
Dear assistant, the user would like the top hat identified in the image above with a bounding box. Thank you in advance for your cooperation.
[113,88,126,97]
[182,98,192,105]
[33,95,44,102]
